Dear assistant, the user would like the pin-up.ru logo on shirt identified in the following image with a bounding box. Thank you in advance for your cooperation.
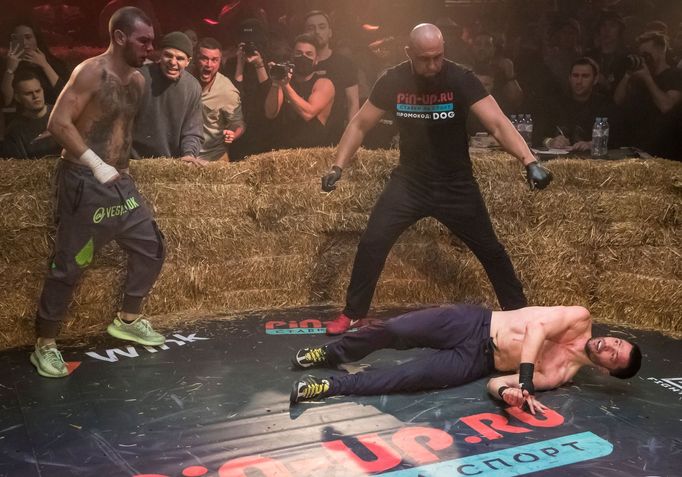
[396,92,456,120]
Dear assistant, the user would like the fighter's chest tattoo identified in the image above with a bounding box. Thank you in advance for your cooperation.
[98,69,140,113]
[86,70,140,149]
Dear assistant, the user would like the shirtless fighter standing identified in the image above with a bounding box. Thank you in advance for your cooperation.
[31,7,166,378]
[290,304,642,411]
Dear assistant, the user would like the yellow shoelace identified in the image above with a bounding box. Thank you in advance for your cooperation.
[303,380,329,398]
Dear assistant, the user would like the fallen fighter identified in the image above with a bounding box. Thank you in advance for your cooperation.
[290,304,641,411]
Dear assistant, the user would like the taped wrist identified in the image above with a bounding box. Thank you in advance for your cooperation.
[497,385,510,399]
[519,362,535,395]
[80,148,105,169]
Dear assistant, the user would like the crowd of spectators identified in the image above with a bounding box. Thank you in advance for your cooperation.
[0,0,681,161]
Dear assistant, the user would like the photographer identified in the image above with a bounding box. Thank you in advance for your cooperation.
[224,18,273,160]
[264,34,335,149]
[614,32,682,159]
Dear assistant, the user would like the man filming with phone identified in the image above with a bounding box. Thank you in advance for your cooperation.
[264,33,335,149]
[224,18,272,160]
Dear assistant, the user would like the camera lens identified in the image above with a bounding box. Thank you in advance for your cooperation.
[625,54,643,71]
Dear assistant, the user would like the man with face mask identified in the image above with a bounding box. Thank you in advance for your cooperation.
[132,31,203,165]
[614,31,682,160]
[320,23,552,335]
[264,33,335,149]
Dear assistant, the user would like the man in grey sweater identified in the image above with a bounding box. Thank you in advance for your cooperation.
[133,31,204,165]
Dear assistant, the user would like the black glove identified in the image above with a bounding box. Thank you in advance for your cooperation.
[519,362,535,395]
[321,165,343,192]
[525,161,553,190]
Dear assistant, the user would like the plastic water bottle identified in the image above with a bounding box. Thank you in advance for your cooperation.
[591,117,603,157]
[600,117,610,157]
[525,114,534,145]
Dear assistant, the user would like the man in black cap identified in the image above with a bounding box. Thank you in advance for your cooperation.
[133,31,204,165]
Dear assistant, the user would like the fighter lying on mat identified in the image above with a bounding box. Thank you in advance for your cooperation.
[289,304,642,412]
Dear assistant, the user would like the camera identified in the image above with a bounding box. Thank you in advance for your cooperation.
[625,54,644,71]
[269,62,293,80]
[243,41,258,56]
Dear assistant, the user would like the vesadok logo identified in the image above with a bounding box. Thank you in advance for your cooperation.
[648,377,682,395]
[131,406,613,477]
[92,196,140,223]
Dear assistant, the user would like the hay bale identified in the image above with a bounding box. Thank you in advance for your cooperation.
[0,150,680,349]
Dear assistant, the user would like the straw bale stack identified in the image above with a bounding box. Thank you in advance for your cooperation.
[0,149,679,349]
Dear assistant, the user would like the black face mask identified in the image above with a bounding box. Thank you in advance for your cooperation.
[292,55,315,76]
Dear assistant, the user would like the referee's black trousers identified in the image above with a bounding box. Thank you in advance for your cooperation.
[342,170,526,319]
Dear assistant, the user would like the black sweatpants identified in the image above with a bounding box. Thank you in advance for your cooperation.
[326,304,497,396]
[343,170,526,319]
[35,161,165,339]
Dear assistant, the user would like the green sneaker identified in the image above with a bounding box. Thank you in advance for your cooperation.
[106,314,165,346]
[30,345,68,378]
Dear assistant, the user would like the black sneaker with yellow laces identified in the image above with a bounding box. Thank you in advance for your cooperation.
[290,376,331,404]
[292,346,329,369]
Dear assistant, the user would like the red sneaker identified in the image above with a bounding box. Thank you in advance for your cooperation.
[325,313,360,335]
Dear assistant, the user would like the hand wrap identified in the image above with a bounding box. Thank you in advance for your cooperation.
[519,362,535,395]
[80,149,120,184]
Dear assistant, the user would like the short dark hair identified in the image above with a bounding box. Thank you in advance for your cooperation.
[293,33,319,52]
[11,68,41,90]
[610,342,642,379]
[109,6,152,37]
[197,37,223,52]
[636,31,668,49]
[304,10,331,28]
[571,56,600,77]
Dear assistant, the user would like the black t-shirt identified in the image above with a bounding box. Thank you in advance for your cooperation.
[369,60,488,179]
[538,92,622,146]
[222,56,274,159]
[316,51,359,143]
[2,105,60,159]
[627,67,682,156]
